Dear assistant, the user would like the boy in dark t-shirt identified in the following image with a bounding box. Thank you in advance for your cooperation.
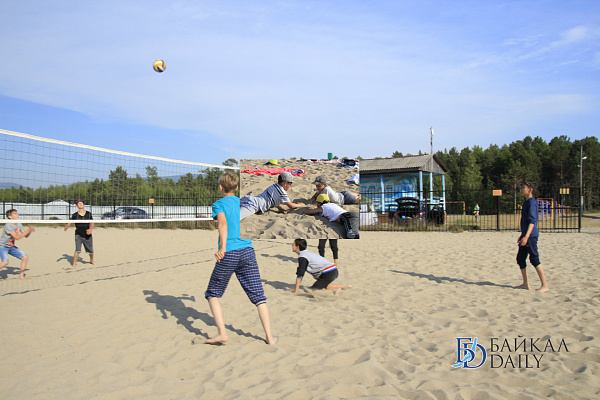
[516,181,549,292]
[64,200,95,268]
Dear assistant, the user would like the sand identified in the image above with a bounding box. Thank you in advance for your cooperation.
[1,226,599,399]
[240,159,359,239]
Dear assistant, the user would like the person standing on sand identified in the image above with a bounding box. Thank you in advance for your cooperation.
[0,209,35,279]
[516,181,549,292]
[203,172,277,345]
[318,238,338,265]
[64,200,95,268]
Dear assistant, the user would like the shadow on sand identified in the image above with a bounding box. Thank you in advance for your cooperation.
[390,270,514,289]
[143,290,265,342]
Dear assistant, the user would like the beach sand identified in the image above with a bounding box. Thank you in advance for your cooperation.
[240,159,359,239]
[1,226,599,399]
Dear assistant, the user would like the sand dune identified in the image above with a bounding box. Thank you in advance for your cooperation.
[240,159,359,239]
[1,227,599,399]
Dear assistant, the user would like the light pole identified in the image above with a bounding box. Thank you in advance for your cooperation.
[430,126,434,155]
[579,145,587,214]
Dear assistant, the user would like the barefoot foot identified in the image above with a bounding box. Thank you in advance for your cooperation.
[205,334,228,345]
[265,336,278,345]
[515,283,530,290]
[536,286,549,293]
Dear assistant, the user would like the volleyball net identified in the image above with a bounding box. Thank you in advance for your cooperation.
[0,129,238,225]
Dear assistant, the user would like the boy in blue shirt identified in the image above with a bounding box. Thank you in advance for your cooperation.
[516,181,549,292]
[203,173,277,345]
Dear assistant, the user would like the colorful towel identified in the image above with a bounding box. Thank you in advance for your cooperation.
[242,167,306,177]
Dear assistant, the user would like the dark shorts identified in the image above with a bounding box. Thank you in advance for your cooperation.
[75,235,94,254]
[339,212,360,239]
[205,247,266,305]
[340,190,357,204]
[311,268,339,289]
[516,236,540,269]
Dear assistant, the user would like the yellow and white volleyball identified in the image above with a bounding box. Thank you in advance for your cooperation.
[153,59,166,73]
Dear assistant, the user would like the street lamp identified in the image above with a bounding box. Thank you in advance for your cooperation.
[579,145,587,214]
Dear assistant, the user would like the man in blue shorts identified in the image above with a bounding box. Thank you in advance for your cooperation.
[516,181,549,292]
[203,172,277,345]
[0,209,35,279]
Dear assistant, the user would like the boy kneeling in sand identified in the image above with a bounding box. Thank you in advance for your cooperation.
[291,239,351,295]
[304,194,360,239]
[203,173,277,345]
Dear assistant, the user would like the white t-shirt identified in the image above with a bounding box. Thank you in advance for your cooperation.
[320,203,346,222]
[316,185,344,204]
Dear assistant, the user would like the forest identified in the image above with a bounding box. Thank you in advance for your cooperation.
[389,135,599,211]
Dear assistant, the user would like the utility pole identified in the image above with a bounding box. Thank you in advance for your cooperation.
[430,126,434,155]
[580,145,587,215]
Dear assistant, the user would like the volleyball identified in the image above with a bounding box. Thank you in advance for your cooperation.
[153,59,166,73]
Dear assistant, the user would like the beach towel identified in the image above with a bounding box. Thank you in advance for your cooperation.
[242,167,306,177]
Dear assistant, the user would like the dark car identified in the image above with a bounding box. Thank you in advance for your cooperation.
[388,197,423,224]
[388,197,445,225]
[101,207,150,220]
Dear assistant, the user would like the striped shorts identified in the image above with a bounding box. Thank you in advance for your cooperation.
[205,247,267,306]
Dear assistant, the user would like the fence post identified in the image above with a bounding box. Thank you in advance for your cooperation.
[496,195,500,231]
[578,194,582,233]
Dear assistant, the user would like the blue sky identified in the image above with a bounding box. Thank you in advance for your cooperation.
[1,0,599,165]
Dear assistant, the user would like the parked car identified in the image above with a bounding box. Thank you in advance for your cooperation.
[388,197,445,225]
[101,207,150,220]
[388,197,423,225]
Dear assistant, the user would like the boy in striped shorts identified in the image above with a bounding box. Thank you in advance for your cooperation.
[291,239,352,295]
[203,173,277,345]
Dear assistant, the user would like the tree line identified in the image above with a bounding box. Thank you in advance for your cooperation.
[392,135,599,211]
[0,159,238,207]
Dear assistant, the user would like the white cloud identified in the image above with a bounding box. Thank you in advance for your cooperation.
[0,1,598,160]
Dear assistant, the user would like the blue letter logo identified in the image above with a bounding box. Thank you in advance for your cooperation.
[453,337,487,368]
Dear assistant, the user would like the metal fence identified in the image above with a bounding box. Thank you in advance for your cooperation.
[1,197,219,221]
[360,183,581,232]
